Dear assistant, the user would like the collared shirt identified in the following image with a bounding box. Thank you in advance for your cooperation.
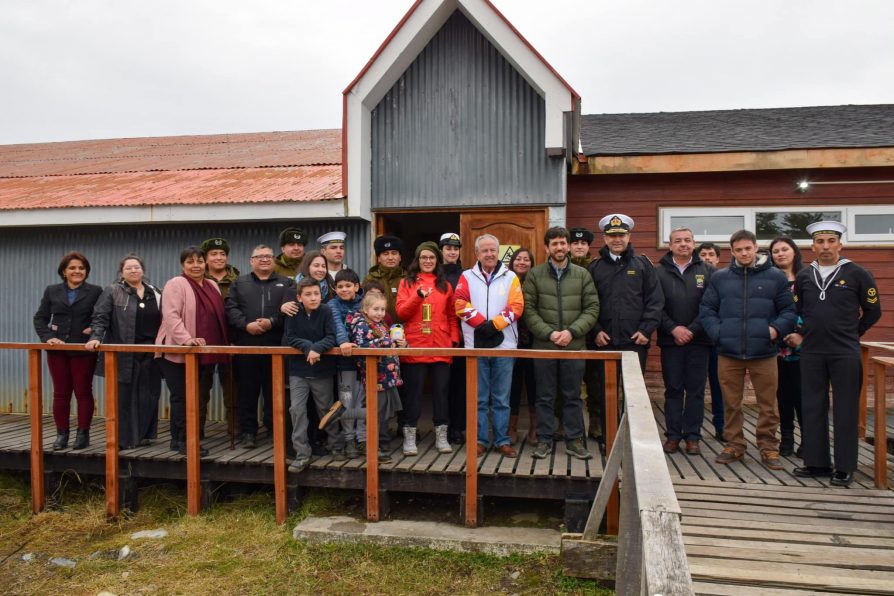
[673,257,692,275]
[549,258,568,280]
[609,252,621,262]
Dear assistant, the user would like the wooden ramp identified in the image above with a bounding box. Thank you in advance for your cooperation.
[680,480,894,595]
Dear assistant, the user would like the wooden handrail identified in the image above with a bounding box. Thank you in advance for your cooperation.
[871,356,892,489]
[862,342,894,440]
[5,342,623,528]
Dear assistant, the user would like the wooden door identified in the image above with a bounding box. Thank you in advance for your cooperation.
[460,208,548,268]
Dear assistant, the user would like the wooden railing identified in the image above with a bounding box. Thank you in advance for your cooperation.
[562,351,694,594]
[0,342,623,529]
[861,341,893,489]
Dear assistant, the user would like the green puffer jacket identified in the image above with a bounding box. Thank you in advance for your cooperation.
[522,260,600,350]
[363,264,405,323]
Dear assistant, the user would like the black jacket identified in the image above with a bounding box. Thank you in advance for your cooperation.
[284,303,337,377]
[587,244,664,348]
[225,272,296,346]
[34,282,103,344]
[794,260,882,356]
[444,262,463,291]
[656,252,714,347]
[699,254,797,360]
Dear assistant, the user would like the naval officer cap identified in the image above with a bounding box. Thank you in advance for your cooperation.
[569,227,595,244]
[317,231,347,246]
[599,213,634,234]
[806,220,847,238]
[201,237,230,255]
[278,228,307,247]
[374,235,403,255]
[439,232,462,248]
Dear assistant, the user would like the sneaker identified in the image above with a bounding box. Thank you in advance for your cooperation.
[715,447,743,465]
[319,401,345,430]
[434,424,453,454]
[532,442,552,459]
[242,433,256,449]
[293,456,310,472]
[331,448,348,462]
[356,441,366,455]
[830,470,854,487]
[402,426,418,456]
[345,441,359,458]
[378,448,392,463]
[761,451,784,470]
[566,438,592,460]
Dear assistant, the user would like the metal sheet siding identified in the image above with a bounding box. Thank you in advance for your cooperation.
[371,10,564,210]
[0,220,369,417]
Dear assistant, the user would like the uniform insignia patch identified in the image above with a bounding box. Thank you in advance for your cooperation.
[868,287,878,303]
[695,274,705,288]
[838,279,846,285]
[627,270,636,275]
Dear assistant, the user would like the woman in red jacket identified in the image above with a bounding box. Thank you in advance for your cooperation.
[396,241,460,456]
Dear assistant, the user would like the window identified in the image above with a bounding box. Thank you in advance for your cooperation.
[660,205,894,246]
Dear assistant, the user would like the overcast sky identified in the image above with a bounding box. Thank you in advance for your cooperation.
[2,0,893,145]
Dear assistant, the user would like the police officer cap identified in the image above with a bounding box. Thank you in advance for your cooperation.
[278,228,307,247]
[599,213,634,234]
[201,237,230,255]
[374,235,403,255]
[806,220,846,238]
[439,232,462,248]
[317,231,347,246]
[569,227,594,244]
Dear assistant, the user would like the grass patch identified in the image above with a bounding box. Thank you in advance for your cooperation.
[0,472,611,594]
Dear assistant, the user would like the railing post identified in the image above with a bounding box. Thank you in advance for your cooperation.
[860,344,870,439]
[28,349,45,514]
[365,355,380,522]
[874,360,888,489]
[614,426,642,594]
[604,357,620,535]
[465,356,479,528]
[104,351,120,520]
[185,353,201,516]
[271,354,287,524]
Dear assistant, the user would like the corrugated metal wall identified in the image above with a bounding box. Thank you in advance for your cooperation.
[371,10,564,209]
[0,218,370,418]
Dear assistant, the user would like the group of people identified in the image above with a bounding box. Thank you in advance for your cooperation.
[34,214,880,486]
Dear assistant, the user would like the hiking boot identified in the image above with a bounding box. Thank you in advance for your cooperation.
[532,441,552,459]
[377,448,392,463]
[434,425,453,454]
[402,426,418,456]
[344,441,359,459]
[319,401,345,430]
[662,439,680,454]
[685,440,700,455]
[715,447,743,465]
[73,429,89,450]
[567,438,592,460]
[762,450,783,470]
[52,430,70,451]
[292,456,310,472]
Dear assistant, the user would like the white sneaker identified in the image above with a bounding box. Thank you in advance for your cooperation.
[435,424,453,454]
[402,426,418,456]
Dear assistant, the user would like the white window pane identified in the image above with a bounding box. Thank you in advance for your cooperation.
[855,214,894,235]
[670,215,744,237]
[756,211,841,240]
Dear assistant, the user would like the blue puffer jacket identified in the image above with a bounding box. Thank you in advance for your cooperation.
[699,254,797,360]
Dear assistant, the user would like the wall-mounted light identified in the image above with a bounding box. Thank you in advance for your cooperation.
[796,180,810,193]
[796,179,894,193]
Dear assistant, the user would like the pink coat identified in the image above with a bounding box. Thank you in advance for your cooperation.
[155,275,221,363]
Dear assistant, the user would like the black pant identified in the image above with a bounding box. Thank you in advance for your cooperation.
[234,354,273,436]
[776,358,803,434]
[510,357,536,414]
[534,359,586,443]
[158,358,212,444]
[800,353,862,473]
[401,362,450,427]
[660,344,709,441]
[447,355,467,435]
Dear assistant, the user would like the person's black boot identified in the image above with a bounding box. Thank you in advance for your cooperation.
[779,430,794,457]
[53,430,70,451]
[72,429,90,450]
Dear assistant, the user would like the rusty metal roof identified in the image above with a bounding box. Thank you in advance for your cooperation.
[0,130,344,210]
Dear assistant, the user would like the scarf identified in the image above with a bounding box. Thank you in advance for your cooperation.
[185,274,228,364]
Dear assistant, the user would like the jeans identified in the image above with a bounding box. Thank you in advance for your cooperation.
[477,356,514,447]
[660,344,710,441]
[534,358,586,444]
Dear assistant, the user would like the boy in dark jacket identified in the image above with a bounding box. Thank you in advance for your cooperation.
[699,230,797,470]
[284,278,343,470]
[331,269,365,457]
[657,228,713,455]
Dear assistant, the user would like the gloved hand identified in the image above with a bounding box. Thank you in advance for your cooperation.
[477,320,499,338]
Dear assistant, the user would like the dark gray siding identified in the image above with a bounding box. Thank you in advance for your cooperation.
[371,10,564,209]
[0,219,370,417]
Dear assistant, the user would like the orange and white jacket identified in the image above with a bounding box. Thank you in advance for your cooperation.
[454,261,524,349]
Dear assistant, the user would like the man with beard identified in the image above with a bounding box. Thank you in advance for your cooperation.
[274,228,307,278]
[587,214,663,451]
[523,227,600,460]
[791,221,881,486]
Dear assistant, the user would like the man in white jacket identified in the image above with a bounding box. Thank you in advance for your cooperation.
[454,234,525,459]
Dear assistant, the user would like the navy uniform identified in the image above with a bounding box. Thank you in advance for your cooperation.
[587,214,664,445]
[794,221,881,486]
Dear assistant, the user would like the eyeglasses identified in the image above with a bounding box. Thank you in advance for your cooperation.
[419,256,437,261]
[251,254,274,261]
